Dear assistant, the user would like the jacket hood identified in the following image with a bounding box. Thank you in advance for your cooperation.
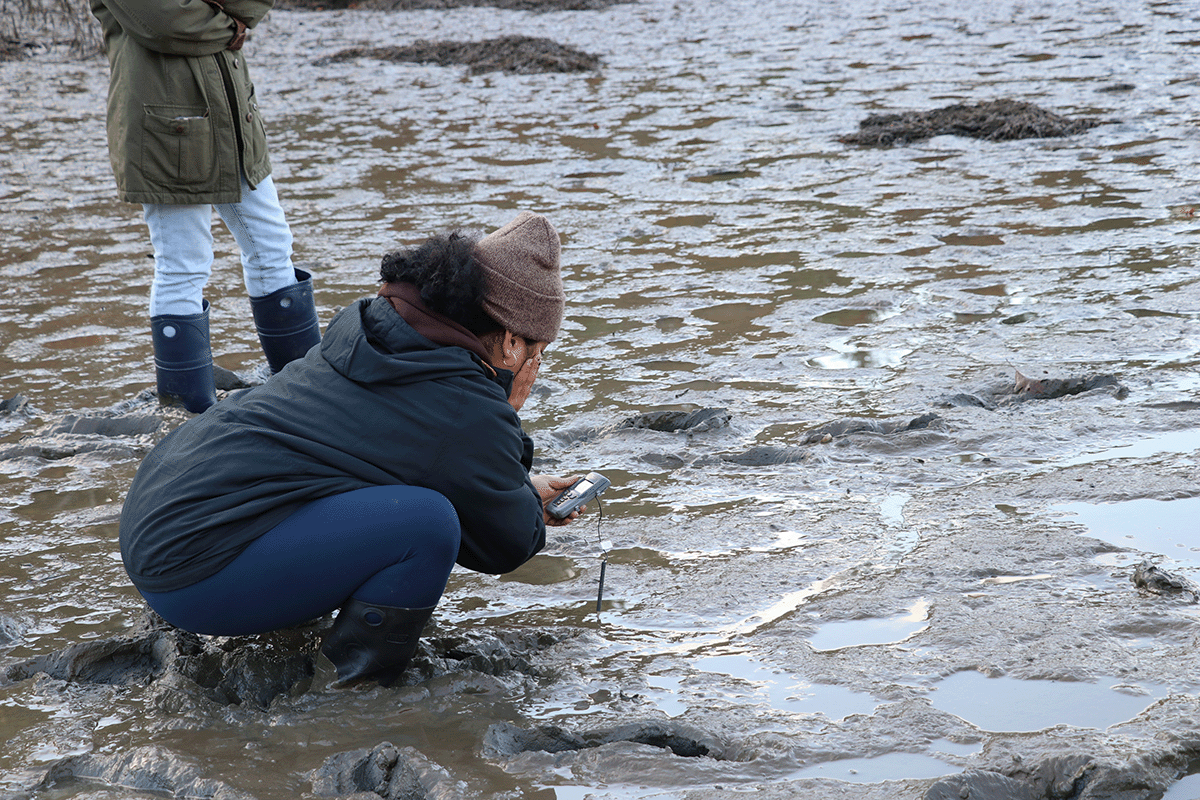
[321,297,510,391]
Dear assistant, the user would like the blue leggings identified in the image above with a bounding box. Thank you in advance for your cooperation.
[140,485,461,636]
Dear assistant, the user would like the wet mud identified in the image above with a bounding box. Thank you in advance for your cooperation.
[924,751,1198,800]
[310,741,457,799]
[3,0,1200,797]
[283,0,624,11]
[1131,562,1199,603]
[317,35,600,74]
[840,99,1104,147]
[940,371,1129,410]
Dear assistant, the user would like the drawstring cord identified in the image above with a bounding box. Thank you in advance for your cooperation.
[594,498,607,614]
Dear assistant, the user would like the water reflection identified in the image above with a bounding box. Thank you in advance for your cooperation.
[928,671,1167,732]
[788,752,959,784]
[808,346,910,370]
[1162,758,1200,800]
[1055,496,1200,569]
[812,308,881,326]
[808,599,930,652]
[695,651,878,720]
[1056,429,1200,470]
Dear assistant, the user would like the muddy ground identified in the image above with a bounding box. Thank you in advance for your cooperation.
[1,0,1199,798]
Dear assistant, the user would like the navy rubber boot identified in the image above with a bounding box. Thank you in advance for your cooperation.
[151,300,217,414]
[320,599,435,688]
[249,268,321,374]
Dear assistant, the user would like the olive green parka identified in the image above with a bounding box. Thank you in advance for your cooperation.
[90,0,275,205]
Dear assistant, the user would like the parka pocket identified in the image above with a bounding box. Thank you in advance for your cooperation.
[141,105,215,186]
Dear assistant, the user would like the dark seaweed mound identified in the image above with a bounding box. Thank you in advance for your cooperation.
[840,98,1104,147]
[317,35,601,74]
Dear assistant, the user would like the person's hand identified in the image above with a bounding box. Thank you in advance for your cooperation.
[532,474,582,527]
[508,352,541,413]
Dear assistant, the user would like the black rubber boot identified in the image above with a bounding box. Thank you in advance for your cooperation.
[320,599,435,688]
[249,268,321,374]
[151,300,217,414]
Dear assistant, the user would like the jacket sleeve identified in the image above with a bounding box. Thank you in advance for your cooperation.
[95,0,269,55]
[430,400,546,576]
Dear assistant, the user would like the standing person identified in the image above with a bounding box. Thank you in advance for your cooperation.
[119,211,585,687]
[90,0,321,413]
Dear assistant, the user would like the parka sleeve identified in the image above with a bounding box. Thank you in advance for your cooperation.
[95,0,270,55]
[429,403,547,576]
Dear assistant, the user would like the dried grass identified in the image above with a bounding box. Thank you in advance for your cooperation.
[1,0,102,58]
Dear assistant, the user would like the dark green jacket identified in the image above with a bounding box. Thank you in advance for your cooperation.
[120,297,547,593]
[90,0,273,204]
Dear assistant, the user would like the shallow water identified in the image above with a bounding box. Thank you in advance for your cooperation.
[1055,496,1200,572]
[927,670,1170,733]
[2,0,1200,797]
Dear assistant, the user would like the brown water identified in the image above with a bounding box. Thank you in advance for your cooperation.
[2,0,1200,797]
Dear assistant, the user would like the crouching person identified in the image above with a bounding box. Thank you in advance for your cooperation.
[118,211,584,686]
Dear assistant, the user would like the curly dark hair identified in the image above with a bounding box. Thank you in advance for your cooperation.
[379,231,500,336]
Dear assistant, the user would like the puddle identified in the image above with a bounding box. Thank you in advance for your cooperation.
[928,671,1167,732]
[808,599,930,651]
[1055,496,1200,568]
[879,493,910,527]
[1162,757,1200,800]
[978,574,1054,586]
[1057,429,1200,468]
[808,347,910,370]
[645,672,689,718]
[1163,773,1200,800]
[549,787,683,800]
[789,751,960,784]
[813,308,891,327]
[695,652,879,720]
[878,493,920,561]
[499,555,580,585]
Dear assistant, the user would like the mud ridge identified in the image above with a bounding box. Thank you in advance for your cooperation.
[1132,561,1200,603]
[840,99,1105,146]
[311,742,460,800]
[1,611,580,712]
[0,411,163,461]
[414,626,578,682]
[939,371,1127,409]
[37,745,253,800]
[483,719,729,759]
[715,413,941,466]
[620,407,731,433]
[316,35,601,74]
[924,749,1200,800]
[0,393,29,414]
[1,612,321,710]
[546,406,731,449]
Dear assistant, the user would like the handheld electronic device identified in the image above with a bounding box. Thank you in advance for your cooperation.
[546,472,611,519]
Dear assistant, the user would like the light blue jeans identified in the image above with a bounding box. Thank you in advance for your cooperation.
[143,175,298,317]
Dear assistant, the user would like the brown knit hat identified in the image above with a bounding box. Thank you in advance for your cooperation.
[474,211,565,343]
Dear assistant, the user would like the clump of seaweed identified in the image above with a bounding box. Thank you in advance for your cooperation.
[840,98,1104,147]
[317,34,601,74]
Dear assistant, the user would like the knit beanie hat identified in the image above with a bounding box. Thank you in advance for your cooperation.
[474,211,565,343]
